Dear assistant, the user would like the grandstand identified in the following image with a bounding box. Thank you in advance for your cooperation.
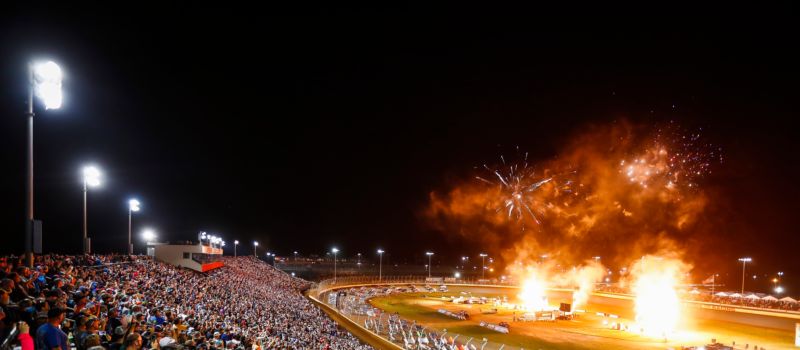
[0,255,373,350]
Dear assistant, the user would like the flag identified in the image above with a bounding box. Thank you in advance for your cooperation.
[702,274,715,285]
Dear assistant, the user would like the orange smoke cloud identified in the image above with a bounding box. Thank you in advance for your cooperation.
[425,120,720,268]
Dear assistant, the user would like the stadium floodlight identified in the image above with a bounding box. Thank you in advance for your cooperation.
[83,166,102,187]
[33,61,63,109]
[331,247,339,283]
[377,249,385,281]
[23,60,65,267]
[129,199,140,212]
[127,199,141,255]
[141,229,156,242]
[738,257,752,294]
[81,165,102,254]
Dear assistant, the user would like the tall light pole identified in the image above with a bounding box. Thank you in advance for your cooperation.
[357,253,362,269]
[127,199,140,255]
[234,240,239,257]
[426,252,434,278]
[332,248,339,283]
[377,249,384,281]
[82,166,101,254]
[24,61,63,266]
[253,241,258,257]
[738,257,752,294]
[294,251,298,261]
[479,253,488,279]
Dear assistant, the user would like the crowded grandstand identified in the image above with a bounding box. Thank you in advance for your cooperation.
[0,255,372,350]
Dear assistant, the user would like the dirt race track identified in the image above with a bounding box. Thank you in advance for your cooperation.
[367,285,798,350]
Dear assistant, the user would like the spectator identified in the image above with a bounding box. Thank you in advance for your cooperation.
[35,307,69,350]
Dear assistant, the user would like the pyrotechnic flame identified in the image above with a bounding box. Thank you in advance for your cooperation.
[569,262,605,310]
[512,258,604,312]
[518,274,549,311]
[631,255,688,338]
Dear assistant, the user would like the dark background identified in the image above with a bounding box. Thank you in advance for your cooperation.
[1,6,797,293]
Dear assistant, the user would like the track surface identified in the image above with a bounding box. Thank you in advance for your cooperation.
[368,285,798,350]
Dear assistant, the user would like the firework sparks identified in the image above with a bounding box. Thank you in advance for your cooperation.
[621,122,722,190]
[476,149,571,226]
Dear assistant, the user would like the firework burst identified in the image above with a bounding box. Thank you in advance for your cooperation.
[476,149,573,226]
[621,121,722,190]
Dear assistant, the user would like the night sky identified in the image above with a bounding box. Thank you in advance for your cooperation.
[1,6,798,291]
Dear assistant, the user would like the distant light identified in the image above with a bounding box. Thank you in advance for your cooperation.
[234,240,239,245]
[775,286,784,294]
[254,241,258,246]
[291,272,295,277]
[331,247,339,253]
[479,253,487,257]
[83,166,102,187]
[738,257,752,262]
[129,199,140,212]
[33,61,63,109]
[454,272,461,278]
[141,229,156,242]
[377,249,384,254]
[221,241,226,247]
[426,252,434,256]
[605,277,611,283]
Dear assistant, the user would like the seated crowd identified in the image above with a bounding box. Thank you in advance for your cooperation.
[0,255,372,350]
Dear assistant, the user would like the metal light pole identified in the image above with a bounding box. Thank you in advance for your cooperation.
[234,240,239,257]
[128,199,140,255]
[253,241,258,257]
[82,166,101,254]
[332,248,339,283]
[25,61,63,266]
[377,249,384,281]
[357,253,362,269]
[479,253,488,279]
[426,252,434,278]
[738,257,752,294]
[294,251,298,261]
